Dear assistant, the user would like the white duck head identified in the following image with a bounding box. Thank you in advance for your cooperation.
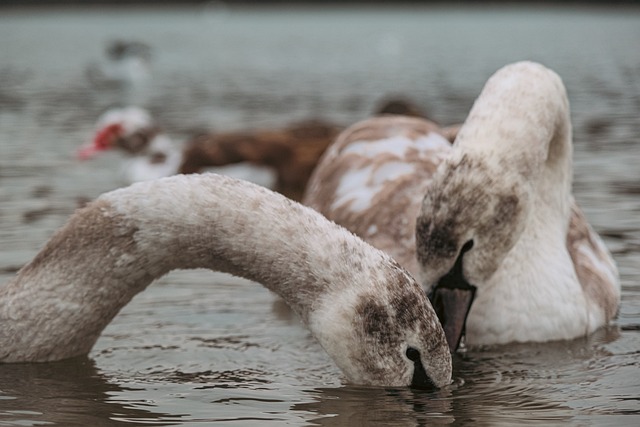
[77,106,158,159]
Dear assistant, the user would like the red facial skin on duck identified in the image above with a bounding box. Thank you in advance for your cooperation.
[77,123,123,160]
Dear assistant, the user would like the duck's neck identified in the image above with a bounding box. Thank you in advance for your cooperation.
[0,174,388,363]
[456,62,574,225]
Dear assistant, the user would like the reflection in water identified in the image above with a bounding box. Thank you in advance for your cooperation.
[295,327,635,426]
[453,326,640,426]
[1,326,632,426]
[296,386,454,426]
[0,358,173,426]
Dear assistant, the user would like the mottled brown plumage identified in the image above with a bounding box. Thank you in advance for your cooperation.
[304,62,620,346]
[304,115,451,277]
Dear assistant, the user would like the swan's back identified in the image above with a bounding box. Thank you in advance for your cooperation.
[304,116,452,278]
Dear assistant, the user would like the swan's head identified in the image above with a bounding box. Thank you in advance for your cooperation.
[77,107,156,159]
[415,152,531,350]
[309,261,452,389]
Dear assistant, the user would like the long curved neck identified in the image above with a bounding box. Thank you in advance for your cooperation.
[455,62,573,223]
[0,174,387,363]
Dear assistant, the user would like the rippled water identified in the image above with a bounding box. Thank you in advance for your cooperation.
[1,4,639,426]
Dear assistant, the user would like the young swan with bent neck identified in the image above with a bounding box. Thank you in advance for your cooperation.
[0,174,451,389]
[304,61,620,350]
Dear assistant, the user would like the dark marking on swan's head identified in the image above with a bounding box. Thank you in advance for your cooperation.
[416,217,460,262]
[359,297,396,345]
[345,267,451,389]
[390,286,422,330]
[416,153,529,288]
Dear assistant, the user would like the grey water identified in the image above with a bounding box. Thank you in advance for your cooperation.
[1,4,639,426]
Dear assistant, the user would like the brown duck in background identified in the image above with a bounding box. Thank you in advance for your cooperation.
[179,119,341,201]
[78,98,456,201]
[77,107,340,199]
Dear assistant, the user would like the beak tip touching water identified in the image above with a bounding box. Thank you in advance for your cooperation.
[429,286,476,352]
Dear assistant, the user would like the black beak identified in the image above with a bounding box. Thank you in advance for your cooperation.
[409,354,437,390]
[428,241,476,352]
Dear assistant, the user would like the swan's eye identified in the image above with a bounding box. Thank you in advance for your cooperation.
[406,347,421,362]
[461,239,474,254]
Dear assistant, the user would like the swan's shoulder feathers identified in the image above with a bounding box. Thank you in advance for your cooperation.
[566,202,621,322]
[304,116,451,278]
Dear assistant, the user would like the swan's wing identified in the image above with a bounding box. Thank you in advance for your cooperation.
[304,116,452,278]
[566,202,621,322]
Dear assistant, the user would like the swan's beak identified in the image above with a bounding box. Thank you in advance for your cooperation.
[410,355,437,390]
[428,251,476,352]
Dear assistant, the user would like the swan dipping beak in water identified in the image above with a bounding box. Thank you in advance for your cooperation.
[305,61,620,351]
[0,173,451,389]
